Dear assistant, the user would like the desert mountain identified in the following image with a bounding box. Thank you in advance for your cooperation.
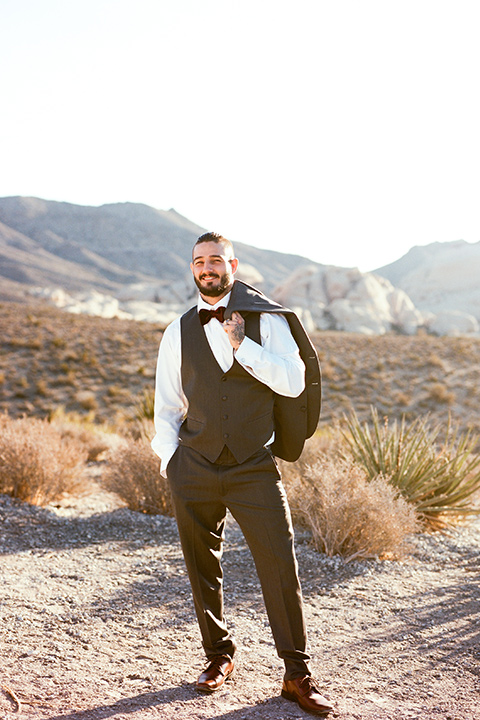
[0,196,312,297]
[375,239,480,314]
[0,197,478,336]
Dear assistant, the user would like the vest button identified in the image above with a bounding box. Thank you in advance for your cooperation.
[223,414,228,420]
[223,433,229,439]
[222,376,228,381]
[222,396,227,401]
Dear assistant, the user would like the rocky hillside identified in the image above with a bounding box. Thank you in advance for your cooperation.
[1,197,479,336]
[0,196,314,297]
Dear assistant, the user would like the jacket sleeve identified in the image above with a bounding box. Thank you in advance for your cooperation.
[234,313,305,397]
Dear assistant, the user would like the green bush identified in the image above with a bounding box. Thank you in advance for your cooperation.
[342,407,480,528]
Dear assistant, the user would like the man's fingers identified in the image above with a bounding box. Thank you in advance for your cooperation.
[223,312,243,327]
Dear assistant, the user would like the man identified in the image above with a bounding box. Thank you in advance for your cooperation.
[151,232,333,716]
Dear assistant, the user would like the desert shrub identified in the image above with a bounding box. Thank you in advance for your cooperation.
[104,438,173,516]
[133,418,156,444]
[426,382,455,405]
[35,379,48,396]
[286,454,418,562]
[278,428,345,487]
[0,414,88,504]
[49,407,116,461]
[75,390,98,411]
[135,387,155,422]
[343,407,480,528]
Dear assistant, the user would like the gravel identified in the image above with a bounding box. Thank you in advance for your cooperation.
[1,481,479,720]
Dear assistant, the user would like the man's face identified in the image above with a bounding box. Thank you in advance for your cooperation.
[191,241,238,300]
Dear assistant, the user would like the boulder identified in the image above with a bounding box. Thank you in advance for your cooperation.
[273,266,425,335]
[427,310,479,336]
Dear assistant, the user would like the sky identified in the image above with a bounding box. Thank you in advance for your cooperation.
[1,0,479,272]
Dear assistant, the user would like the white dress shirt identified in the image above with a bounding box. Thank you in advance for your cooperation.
[151,291,305,475]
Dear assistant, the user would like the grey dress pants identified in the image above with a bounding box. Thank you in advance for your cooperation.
[166,443,311,680]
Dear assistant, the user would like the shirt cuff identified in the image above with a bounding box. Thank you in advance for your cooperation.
[151,440,178,478]
[233,335,261,368]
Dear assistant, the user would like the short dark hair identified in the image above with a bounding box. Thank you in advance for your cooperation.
[193,232,235,259]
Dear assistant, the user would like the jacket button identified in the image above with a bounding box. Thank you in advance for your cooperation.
[223,433,229,439]
[222,396,227,401]
[223,414,228,420]
[222,376,228,381]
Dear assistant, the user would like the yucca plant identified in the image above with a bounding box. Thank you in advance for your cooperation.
[342,407,480,528]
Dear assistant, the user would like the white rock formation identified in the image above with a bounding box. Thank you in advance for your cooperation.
[427,310,479,336]
[273,265,425,335]
[30,287,185,329]
[31,257,479,337]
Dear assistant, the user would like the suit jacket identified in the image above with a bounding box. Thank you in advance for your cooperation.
[225,280,321,461]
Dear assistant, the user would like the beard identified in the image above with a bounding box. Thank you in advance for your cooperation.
[194,271,233,297]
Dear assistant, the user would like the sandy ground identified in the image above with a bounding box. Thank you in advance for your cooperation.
[1,474,479,720]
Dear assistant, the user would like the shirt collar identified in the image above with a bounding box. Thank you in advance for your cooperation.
[197,290,232,312]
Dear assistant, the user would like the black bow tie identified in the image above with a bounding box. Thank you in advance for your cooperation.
[199,306,226,326]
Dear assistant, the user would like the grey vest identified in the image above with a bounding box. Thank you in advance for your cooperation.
[178,306,275,463]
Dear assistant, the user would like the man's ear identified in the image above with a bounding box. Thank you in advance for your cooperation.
[230,258,239,274]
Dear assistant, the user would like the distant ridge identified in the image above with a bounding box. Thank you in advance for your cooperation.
[375,239,480,317]
[1,196,479,336]
[0,196,319,296]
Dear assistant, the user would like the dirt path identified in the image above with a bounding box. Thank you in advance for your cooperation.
[1,482,479,720]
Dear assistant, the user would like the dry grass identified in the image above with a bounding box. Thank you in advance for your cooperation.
[103,438,174,516]
[285,453,419,562]
[0,300,160,424]
[2,300,480,553]
[0,414,88,504]
[2,301,480,437]
[278,430,344,491]
[49,407,118,461]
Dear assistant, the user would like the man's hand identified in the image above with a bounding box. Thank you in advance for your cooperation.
[223,311,245,350]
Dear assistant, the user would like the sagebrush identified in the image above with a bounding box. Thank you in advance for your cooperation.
[285,452,418,561]
[0,414,87,504]
[104,438,173,516]
[49,406,115,461]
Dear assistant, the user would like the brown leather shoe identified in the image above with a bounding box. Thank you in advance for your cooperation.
[195,655,235,693]
[282,676,334,716]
